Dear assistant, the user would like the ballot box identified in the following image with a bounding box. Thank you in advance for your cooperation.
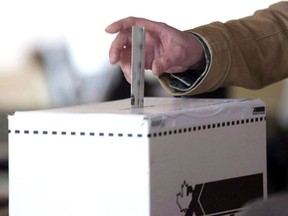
[8,97,267,216]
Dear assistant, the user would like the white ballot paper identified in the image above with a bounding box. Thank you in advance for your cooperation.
[131,26,145,108]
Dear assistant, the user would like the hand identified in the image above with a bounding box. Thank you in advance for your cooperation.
[105,17,205,83]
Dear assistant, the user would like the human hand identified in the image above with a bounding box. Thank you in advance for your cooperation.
[105,17,205,83]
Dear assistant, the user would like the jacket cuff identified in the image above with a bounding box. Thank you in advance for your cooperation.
[162,33,211,92]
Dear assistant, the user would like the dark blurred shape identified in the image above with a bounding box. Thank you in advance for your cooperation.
[267,122,288,194]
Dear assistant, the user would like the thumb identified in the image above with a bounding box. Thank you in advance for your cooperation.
[151,55,171,76]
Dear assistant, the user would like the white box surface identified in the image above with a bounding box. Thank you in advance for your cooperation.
[9,97,267,216]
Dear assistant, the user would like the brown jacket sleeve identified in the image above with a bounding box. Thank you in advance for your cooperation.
[158,1,288,96]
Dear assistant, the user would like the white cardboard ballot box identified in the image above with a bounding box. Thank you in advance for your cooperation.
[8,97,267,216]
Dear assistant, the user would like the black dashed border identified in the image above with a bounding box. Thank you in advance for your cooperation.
[147,116,266,138]
[9,117,265,138]
[9,129,144,138]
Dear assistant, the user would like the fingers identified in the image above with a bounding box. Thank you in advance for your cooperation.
[106,17,144,65]
[106,17,172,80]
[120,48,132,83]
[105,17,137,33]
[106,17,153,33]
[106,17,151,82]
[108,30,131,64]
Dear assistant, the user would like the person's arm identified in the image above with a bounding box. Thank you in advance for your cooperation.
[158,1,288,96]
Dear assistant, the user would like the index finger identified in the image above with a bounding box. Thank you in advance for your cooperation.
[105,17,138,33]
[108,31,131,64]
[106,16,159,34]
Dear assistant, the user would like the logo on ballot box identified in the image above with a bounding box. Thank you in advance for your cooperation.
[176,174,263,216]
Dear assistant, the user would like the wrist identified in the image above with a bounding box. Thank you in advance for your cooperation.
[188,32,211,71]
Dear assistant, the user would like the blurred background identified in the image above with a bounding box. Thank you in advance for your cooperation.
[1,0,287,215]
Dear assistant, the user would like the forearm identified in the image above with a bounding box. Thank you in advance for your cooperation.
[159,1,288,96]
